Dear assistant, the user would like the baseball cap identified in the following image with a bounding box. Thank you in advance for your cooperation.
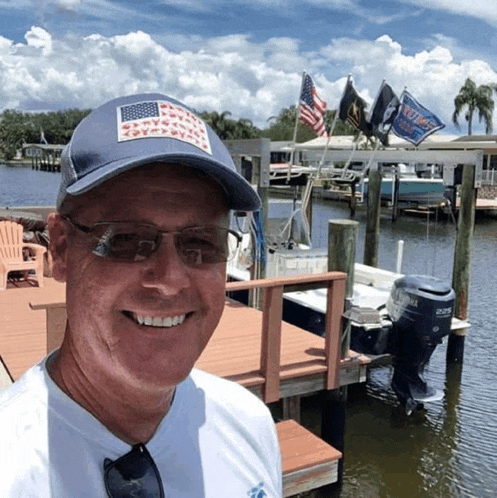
[56,93,261,211]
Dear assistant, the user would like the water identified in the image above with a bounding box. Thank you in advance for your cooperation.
[308,197,497,498]
[2,164,497,497]
[0,164,60,207]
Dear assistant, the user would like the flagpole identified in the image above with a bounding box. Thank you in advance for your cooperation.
[288,71,307,182]
[368,79,386,122]
[358,80,386,182]
[341,133,361,179]
[315,75,350,179]
[359,140,381,182]
[339,75,359,179]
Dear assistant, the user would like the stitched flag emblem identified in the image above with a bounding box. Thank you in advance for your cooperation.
[117,100,212,154]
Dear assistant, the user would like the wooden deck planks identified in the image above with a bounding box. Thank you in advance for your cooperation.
[0,278,63,380]
[277,419,342,496]
[196,298,329,384]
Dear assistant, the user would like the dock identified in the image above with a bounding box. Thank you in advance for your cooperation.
[0,272,368,496]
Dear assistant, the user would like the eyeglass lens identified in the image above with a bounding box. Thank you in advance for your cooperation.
[104,443,164,498]
[90,223,238,265]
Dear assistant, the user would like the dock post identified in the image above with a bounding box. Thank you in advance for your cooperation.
[364,168,382,267]
[304,184,313,240]
[392,166,400,222]
[321,388,346,484]
[321,219,358,482]
[327,219,358,355]
[250,157,268,310]
[349,180,357,218]
[448,163,476,365]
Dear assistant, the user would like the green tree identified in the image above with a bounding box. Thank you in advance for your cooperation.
[0,110,31,160]
[452,78,495,135]
[199,111,260,140]
[262,105,316,142]
[261,106,358,142]
[0,108,91,160]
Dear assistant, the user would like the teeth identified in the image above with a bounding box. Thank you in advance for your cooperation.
[132,313,186,328]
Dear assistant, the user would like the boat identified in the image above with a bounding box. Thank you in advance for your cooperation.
[269,141,315,186]
[359,163,446,206]
[227,200,467,415]
[269,162,315,186]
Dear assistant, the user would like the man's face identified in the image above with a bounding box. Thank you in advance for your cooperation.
[52,164,229,390]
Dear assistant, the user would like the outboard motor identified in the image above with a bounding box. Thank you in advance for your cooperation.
[386,275,455,414]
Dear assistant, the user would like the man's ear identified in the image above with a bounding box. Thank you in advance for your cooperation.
[47,213,68,283]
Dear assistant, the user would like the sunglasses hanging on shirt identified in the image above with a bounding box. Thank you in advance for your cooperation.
[104,443,165,498]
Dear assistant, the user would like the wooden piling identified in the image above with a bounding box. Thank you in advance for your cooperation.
[448,163,476,365]
[364,168,382,267]
[327,219,358,353]
[250,157,269,310]
[349,181,357,218]
[323,219,358,482]
[392,167,400,222]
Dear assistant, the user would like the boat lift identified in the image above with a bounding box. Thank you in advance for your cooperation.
[297,147,484,218]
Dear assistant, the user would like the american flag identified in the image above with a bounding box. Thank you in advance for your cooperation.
[299,73,328,137]
[117,100,212,154]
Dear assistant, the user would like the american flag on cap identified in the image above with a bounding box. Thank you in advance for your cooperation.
[117,100,212,154]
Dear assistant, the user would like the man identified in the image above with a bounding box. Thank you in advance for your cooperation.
[0,93,282,497]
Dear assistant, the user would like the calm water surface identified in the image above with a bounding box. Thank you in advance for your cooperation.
[2,164,497,497]
[308,197,497,498]
[0,164,60,206]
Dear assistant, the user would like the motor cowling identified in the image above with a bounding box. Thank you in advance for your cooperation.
[386,275,455,413]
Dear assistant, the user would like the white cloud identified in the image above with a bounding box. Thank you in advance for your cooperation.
[157,0,355,7]
[320,34,497,132]
[1,28,497,133]
[0,28,315,127]
[24,26,53,55]
[52,0,80,12]
[399,0,497,23]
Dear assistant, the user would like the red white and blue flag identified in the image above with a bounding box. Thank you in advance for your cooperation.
[391,91,445,146]
[117,100,212,154]
[299,73,328,137]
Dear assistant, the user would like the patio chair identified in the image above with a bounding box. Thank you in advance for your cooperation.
[0,220,47,290]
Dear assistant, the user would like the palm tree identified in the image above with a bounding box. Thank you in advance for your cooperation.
[200,110,232,138]
[452,78,495,135]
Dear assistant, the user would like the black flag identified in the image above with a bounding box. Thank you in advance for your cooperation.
[369,82,400,145]
[339,79,372,136]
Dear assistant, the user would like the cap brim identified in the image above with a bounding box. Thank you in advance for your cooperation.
[65,152,261,212]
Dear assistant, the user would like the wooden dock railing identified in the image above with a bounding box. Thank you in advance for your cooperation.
[29,272,348,405]
[225,271,346,403]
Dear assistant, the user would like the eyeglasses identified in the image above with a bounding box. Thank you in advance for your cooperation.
[63,216,241,267]
[104,443,164,498]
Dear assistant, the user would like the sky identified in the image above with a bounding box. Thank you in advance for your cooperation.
[1,0,497,135]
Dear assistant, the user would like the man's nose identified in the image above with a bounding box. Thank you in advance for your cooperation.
[140,235,191,294]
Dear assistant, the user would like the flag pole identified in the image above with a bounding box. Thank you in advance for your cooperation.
[368,79,386,122]
[341,133,361,178]
[357,78,386,180]
[340,75,363,179]
[288,71,307,181]
[359,140,381,182]
[315,75,350,179]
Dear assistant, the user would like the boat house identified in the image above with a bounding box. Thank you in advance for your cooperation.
[23,144,65,172]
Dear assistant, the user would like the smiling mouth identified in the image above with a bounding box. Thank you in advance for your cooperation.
[127,312,188,328]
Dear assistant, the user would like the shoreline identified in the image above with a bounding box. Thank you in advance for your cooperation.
[0,160,32,168]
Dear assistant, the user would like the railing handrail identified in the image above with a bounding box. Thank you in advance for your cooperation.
[227,271,347,402]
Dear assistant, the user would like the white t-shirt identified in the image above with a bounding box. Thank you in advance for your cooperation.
[0,354,282,497]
